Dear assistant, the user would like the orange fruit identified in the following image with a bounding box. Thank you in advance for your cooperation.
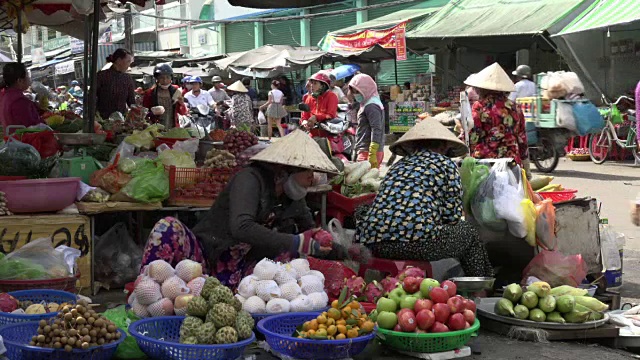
[308,329,316,336]
[347,329,358,338]
[348,301,361,311]
[331,300,340,309]
[341,306,352,319]
[326,318,335,326]
[302,322,311,331]
[317,315,327,324]
[336,333,346,340]
[336,319,346,326]
[318,324,327,330]
[327,325,337,336]
[362,321,375,332]
[327,308,341,320]
[309,320,319,331]
[337,325,347,335]
[316,329,327,337]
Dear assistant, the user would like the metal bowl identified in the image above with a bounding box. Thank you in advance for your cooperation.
[449,277,495,292]
[54,133,106,146]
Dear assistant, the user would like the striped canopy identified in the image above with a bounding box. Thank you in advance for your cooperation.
[556,0,640,35]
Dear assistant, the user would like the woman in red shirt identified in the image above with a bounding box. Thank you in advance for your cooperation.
[300,71,338,137]
[142,63,187,129]
[0,63,43,130]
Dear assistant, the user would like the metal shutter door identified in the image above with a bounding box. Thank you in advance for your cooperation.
[225,23,255,53]
[376,53,430,86]
[368,0,408,20]
[264,20,301,46]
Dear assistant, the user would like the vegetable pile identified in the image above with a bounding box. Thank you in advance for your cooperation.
[209,129,226,142]
[30,299,121,351]
[204,149,237,169]
[371,267,478,334]
[237,258,329,315]
[495,281,608,324]
[0,293,73,315]
[160,128,191,139]
[223,129,258,156]
[331,161,382,198]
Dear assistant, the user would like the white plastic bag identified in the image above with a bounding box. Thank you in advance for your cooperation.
[600,224,622,271]
[258,110,267,125]
[492,160,527,238]
[173,138,199,159]
[557,102,577,132]
[559,72,584,95]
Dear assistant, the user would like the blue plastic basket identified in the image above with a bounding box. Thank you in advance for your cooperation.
[257,312,376,360]
[0,290,76,327]
[251,307,330,325]
[129,316,256,360]
[0,321,125,360]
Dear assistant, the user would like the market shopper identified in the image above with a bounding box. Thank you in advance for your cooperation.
[465,63,529,167]
[140,130,344,288]
[260,80,287,138]
[243,77,258,101]
[300,71,339,137]
[509,65,536,101]
[355,119,493,277]
[184,77,214,108]
[142,63,188,129]
[69,80,83,98]
[0,62,43,129]
[227,80,254,130]
[348,74,385,168]
[181,76,193,96]
[96,48,136,118]
[209,76,230,103]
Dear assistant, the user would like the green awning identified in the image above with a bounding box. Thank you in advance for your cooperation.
[330,0,449,35]
[407,0,586,39]
[556,0,640,35]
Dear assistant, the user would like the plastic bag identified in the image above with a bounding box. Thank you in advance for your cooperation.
[258,110,267,125]
[558,72,584,95]
[600,223,622,271]
[102,305,145,359]
[521,199,537,246]
[535,199,557,250]
[90,154,132,194]
[573,102,605,136]
[81,188,111,203]
[124,124,164,149]
[94,223,142,288]
[122,161,169,203]
[14,130,60,158]
[0,138,41,177]
[460,157,490,216]
[118,157,153,174]
[545,72,567,99]
[0,238,71,280]
[173,138,198,158]
[493,161,526,238]
[158,149,196,168]
[110,141,135,164]
[522,250,587,287]
[557,102,577,132]
[471,165,507,231]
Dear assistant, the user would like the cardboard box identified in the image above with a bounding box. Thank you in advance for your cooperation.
[0,215,92,290]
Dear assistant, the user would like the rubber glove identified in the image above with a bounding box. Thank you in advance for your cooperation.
[291,228,330,256]
[368,142,380,169]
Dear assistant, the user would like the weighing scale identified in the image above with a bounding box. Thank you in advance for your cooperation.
[55,133,106,183]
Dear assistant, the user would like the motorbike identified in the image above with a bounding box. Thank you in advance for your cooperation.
[298,103,356,162]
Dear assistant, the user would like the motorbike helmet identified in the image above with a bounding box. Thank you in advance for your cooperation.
[153,63,174,78]
[512,65,532,79]
[189,76,203,84]
[181,76,191,83]
[308,71,332,87]
[70,80,79,86]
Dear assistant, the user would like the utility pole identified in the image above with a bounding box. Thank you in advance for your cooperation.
[124,3,134,54]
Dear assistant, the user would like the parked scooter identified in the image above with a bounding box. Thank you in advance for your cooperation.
[298,103,356,162]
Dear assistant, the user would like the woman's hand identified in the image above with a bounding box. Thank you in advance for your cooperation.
[293,228,331,256]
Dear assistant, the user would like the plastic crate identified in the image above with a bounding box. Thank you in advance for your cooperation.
[0,290,76,327]
[377,319,480,353]
[537,189,577,203]
[0,321,125,360]
[0,273,80,293]
[327,191,376,214]
[257,312,375,360]
[129,316,255,360]
[166,166,240,207]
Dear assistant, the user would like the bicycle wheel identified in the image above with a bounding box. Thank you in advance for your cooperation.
[589,129,612,164]
[532,135,559,173]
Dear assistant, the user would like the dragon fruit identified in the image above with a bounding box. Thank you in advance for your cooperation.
[397,266,426,281]
[344,276,366,298]
[327,281,343,299]
[380,276,400,294]
[0,293,19,312]
[364,281,383,303]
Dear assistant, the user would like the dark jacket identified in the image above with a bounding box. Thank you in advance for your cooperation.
[142,85,188,128]
[192,164,315,263]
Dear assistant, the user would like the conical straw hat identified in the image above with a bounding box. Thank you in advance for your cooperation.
[390,118,469,157]
[227,80,248,93]
[464,62,515,92]
[251,130,339,173]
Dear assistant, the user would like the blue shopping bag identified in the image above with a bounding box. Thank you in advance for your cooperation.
[572,101,605,136]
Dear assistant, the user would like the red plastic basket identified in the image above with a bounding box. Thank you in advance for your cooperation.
[537,189,577,203]
[0,273,79,293]
[327,191,377,214]
[166,165,240,207]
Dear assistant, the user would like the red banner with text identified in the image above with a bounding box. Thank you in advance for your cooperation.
[319,22,408,55]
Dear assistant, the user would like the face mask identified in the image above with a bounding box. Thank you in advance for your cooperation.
[354,94,364,103]
[159,84,170,90]
[283,174,308,201]
[185,84,193,90]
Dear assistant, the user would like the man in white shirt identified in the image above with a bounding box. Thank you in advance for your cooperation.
[209,75,230,103]
[184,76,214,108]
[509,65,536,101]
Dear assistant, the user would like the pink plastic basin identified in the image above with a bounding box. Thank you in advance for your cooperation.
[0,177,80,213]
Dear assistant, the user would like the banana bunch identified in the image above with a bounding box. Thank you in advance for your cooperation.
[537,183,564,192]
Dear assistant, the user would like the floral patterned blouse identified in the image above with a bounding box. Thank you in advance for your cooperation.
[469,93,529,164]
[355,149,463,244]
[229,93,254,128]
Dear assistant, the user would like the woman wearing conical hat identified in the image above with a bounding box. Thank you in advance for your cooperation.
[139,131,347,289]
[355,119,493,277]
[465,63,529,169]
[226,80,254,130]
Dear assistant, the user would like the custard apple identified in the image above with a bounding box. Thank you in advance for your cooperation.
[201,277,222,300]
[208,286,234,306]
[210,303,237,328]
[231,296,243,312]
[235,310,254,340]
[179,316,203,340]
[215,326,238,344]
[186,296,209,317]
[180,336,198,344]
[195,322,217,344]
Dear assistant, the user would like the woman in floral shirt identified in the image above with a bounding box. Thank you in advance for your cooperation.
[465,63,529,166]
[227,80,254,130]
[355,119,493,277]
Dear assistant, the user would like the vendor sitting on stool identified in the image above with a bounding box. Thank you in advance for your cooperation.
[140,130,347,289]
[355,118,493,277]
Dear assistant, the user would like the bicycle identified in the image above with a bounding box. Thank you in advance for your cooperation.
[588,95,639,164]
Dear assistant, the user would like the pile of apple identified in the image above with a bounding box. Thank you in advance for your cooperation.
[371,278,477,333]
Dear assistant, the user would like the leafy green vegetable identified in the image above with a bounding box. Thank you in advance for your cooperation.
[160,128,191,139]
